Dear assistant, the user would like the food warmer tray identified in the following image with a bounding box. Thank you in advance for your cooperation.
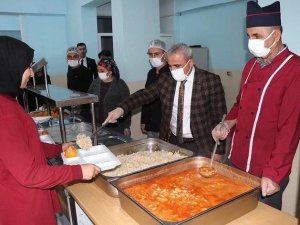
[111,156,261,225]
[94,138,193,197]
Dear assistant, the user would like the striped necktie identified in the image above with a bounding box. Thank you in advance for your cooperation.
[176,80,187,144]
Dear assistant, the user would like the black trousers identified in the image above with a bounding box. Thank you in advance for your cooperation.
[227,159,289,210]
[169,133,210,157]
[259,176,289,210]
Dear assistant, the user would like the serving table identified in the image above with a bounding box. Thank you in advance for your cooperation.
[24,84,98,143]
[66,181,298,225]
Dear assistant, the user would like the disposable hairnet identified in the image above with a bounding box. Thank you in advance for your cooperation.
[66,46,79,55]
[148,39,166,51]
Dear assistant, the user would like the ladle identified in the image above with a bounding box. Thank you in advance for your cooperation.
[90,121,108,138]
[199,114,226,178]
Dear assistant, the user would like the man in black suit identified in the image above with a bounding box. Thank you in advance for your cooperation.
[77,42,98,79]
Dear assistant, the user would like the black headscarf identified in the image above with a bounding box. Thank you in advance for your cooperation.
[0,36,34,97]
[97,58,120,80]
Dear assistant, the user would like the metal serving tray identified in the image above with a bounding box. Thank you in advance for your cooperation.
[94,138,193,197]
[46,122,109,143]
[111,157,261,225]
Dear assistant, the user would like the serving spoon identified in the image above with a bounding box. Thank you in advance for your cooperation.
[199,114,226,178]
[90,121,108,138]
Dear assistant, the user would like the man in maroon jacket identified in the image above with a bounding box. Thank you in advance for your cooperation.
[212,1,300,210]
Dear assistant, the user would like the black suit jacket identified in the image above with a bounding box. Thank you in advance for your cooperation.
[86,57,98,79]
[120,67,227,156]
[67,57,97,92]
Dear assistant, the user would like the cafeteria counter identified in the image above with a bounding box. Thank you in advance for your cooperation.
[66,181,298,225]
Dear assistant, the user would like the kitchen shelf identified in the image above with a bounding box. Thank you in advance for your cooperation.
[24,84,98,143]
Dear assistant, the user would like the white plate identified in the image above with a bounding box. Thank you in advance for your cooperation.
[32,116,51,124]
[40,135,55,144]
[61,145,121,171]
[61,153,81,165]
[78,145,108,156]
[82,153,121,171]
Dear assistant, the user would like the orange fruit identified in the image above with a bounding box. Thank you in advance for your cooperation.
[41,130,49,135]
[65,145,78,158]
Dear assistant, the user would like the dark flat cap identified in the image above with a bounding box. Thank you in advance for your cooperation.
[246,1,281,28]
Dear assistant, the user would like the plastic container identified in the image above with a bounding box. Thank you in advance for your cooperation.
[61,145,121,171]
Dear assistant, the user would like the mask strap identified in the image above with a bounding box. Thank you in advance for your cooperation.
[184,59,192,75]
[160,52,166,61]
[183,59,190,69]
[264,30,275,41]
[265,30,277,49]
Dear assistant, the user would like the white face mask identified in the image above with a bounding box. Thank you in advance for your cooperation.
[68,59,79,68]
[98,72,109,81]
[149,55,164,68]
[248,30,276,58]
[171,60,191,82]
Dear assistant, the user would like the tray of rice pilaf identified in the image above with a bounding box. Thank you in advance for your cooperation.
[94,138,193,197]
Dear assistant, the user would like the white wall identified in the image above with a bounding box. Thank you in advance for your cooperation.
[176,0,249,70]
[111,0,160,82]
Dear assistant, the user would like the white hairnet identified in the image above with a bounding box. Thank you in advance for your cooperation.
[66,46,79,55]
[148,39,166,51]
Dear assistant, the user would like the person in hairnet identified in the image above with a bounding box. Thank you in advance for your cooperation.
[140,40,170,138]
[212,1,300,210]
[66,46,95,93]
[0,36,100,225]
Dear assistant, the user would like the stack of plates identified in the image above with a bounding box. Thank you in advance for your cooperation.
[61,145,121,171]
[39,135,55,144]
[32,116,51,124]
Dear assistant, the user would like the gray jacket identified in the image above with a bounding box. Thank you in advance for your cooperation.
[88,78,131,133]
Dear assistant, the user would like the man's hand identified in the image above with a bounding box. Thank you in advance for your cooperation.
[81,164,101,180]
[261,177,280,197]
[124,128,131,136]
[103,107,124,124]
[62,142,74,152]
[140,124,147,134]
[212,121,230,142]
[212,153,223,163]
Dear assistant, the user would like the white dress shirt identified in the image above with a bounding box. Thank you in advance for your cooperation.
[170,66,195,138]
[80,57,87,68]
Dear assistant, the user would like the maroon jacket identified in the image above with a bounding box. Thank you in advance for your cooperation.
[0,94,82,225]
[227,47,300,184]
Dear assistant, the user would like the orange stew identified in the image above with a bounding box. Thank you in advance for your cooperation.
[124,168,252,222]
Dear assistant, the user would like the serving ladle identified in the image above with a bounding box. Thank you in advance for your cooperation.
[90,121,108,138]
[199,115,226,178]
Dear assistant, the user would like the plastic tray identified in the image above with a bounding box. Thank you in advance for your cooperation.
[39,135,55,144]
[61,145,121,171]
[32,116,51,124]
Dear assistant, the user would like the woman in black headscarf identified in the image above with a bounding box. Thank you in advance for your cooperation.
[0,36,100,225]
